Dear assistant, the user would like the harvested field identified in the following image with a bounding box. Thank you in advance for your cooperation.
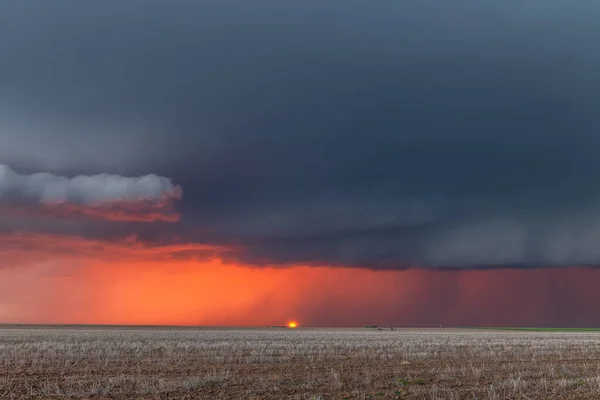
[2,327,600,399]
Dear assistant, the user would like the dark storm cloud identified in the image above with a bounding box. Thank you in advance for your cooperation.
[2,1,600,268]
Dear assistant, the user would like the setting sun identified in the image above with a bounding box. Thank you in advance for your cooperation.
[287,321,298,328]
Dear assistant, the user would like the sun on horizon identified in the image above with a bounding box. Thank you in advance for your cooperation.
[287,321,298,328]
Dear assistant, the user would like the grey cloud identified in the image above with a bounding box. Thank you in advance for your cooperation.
[0,165,180,205]
[2,1,600,267]
[416,214,600,269]
[0,165,181,222]
[0,112,165,174]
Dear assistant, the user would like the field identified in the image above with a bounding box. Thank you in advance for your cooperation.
[2,327,600,399]
[479,327,600,332]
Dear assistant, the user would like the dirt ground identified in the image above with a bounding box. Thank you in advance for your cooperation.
[2,327,600,399]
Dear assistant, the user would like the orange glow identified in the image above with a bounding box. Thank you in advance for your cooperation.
[3,232,600,327]
[0,233,426,326]
[288,321,298,328]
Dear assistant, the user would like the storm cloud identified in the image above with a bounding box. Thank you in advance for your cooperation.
[2,1,600,268]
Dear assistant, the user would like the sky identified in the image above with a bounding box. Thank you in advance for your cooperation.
[2,1,600,326]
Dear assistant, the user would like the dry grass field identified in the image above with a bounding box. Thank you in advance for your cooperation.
[2,327,600,399]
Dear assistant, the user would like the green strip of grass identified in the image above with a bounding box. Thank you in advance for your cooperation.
[477,327,600,332]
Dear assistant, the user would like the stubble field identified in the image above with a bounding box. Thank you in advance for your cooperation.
[1,327,600,399]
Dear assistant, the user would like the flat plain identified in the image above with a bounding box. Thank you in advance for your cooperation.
[2,327,600,399]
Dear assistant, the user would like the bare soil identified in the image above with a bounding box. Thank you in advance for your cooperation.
[1,327,600,399]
